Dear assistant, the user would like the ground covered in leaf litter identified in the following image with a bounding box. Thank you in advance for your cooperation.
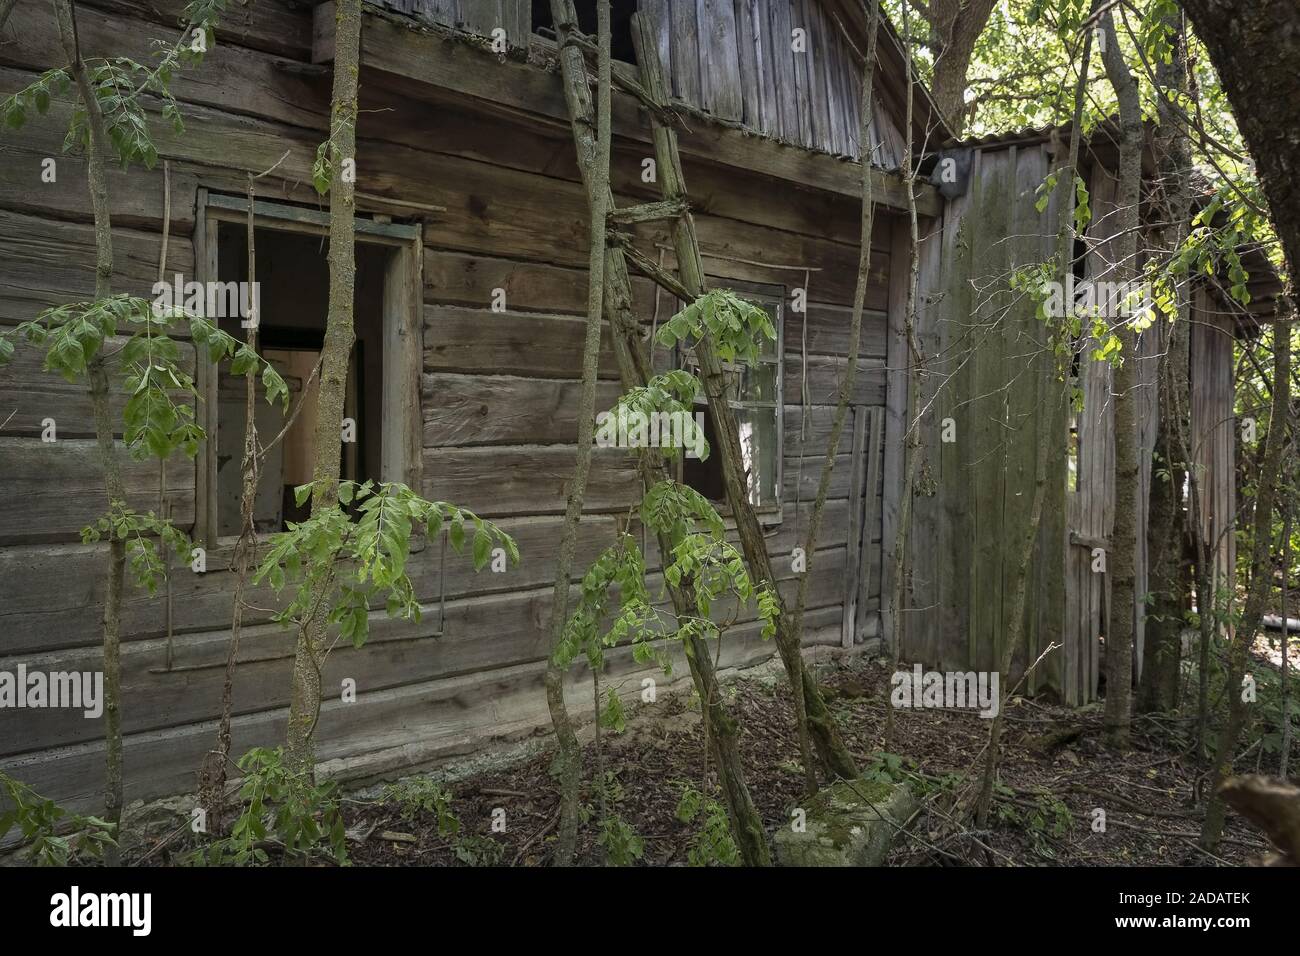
[322,655,1272,867]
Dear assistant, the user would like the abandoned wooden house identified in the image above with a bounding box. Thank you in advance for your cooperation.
[0,0,1257,817]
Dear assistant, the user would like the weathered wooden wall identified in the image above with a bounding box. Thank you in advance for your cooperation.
[1189,286,1239,600]
[372,0,907,164]
[903,142,1067,689]
[375,0,530,43]
[638,0,907,163]
[0,0,894,814]
[909,138,1240,705]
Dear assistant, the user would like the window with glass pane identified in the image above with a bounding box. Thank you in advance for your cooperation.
[679,288,783,515]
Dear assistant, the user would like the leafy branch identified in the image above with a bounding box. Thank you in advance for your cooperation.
[655,289,778,364]
[255,480,520,649]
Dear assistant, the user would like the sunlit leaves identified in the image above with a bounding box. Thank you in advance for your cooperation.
[605,369,708,461]
[655,289,777,365]
[641,479,725,542]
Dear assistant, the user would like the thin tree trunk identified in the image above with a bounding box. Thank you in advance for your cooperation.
[1099,9,1142,748]
[884,0,925,749]
[549,1,770,864]
[1281,499,1293,780]
[541,0,611,867]
[199,177,261,831]
[55,0,125,865]
[1201,314,1292,849]
[790,0,880,795]
[1139,9,1192,715]
[629,13,858,785]
[284,0,361,776]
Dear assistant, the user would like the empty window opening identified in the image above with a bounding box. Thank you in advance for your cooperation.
[215,223,388,535]
[532,0,639,62]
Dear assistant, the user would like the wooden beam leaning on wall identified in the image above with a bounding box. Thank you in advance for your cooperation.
[546,0,771,866]
[624,13,859,784]
[309,2,939,218]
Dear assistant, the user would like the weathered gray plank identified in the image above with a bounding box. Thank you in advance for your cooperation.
[0,513,623,656]
[767,0,799,143]
[0,606,842,821]
[0,209,193,322]
[422,306,619,379]
[697,0,743,121]
[733,0,761,129]
[0,438,194,543]
[669,0,702,104]
[422,445,641,516]
[422,373,625,446]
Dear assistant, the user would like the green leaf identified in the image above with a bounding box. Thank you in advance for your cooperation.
[472,528,491,571]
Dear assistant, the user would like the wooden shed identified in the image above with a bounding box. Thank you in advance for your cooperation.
[902,127,1263,705]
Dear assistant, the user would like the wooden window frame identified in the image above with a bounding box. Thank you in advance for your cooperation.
[192,189,423,550]
[675,279,785,521]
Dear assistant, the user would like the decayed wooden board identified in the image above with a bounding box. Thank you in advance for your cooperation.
[669,0,702,104]
[785,354,887,408]
[454,0,502,38]
[640,0,673,95]
[333,6,939,214]
[746,0,780,137]
[0,438,194,544]
[842,408,867,646]
[967,150,1013,672]
[880,213,912,653]
[422,306,619,379]
[381,83,890,254]
[1,3,331,135]
[3,544,852,755]
[697,0,743,122]
[0,208,193,322]
[733,0,762,129]
[784,453,864,501]
[0,513,624,657]
[0,606,844,820]
[766,0,798,143]
[5,543,855,754]
[0,336,196,439]
[81,0,315,60]
[422,373,625,446]
[784,402,884,457]
[422,445,641,516]
[856,406,885,640]
[639,496,858,568]
[790,0,815,148]
[0,140,197,236]
[801,0,832,150]
[785,303,889,357]
[424,248,657,316]
[691,234,890,307]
